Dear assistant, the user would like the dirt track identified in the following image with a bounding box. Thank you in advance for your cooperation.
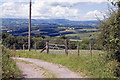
[13,57,83,78]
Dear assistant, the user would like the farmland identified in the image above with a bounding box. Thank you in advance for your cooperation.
[2,18,99,40]
[1,0,120,79]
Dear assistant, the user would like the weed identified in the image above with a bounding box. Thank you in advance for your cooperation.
[2,47,22,79]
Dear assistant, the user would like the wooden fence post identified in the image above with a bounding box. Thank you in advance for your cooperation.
[34,43,36,51]
[13,43,16,51]
[46,42,49,54]
[40,47,46,53]
[23,44,25,51]
[89,43,92,56]
[77,43,79,56]
[65,39,68,55]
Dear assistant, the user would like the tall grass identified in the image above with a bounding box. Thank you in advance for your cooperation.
[13,50,119,78]
[2,47,21,79]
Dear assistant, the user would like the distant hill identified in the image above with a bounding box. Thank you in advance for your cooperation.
[31,19,98,24]
[2,18,98,27]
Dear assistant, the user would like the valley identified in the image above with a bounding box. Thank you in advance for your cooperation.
[2,18,99,40]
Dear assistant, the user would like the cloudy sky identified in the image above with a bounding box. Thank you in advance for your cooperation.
[0,0,116,21]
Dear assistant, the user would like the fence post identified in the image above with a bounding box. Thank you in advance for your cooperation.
[34,43,36,51]
[13,43,16,51]
[77,43,79,56]
[65,39,68,55]
[89,43,92,56]
[23,44,25,51]
[46,42,49,54]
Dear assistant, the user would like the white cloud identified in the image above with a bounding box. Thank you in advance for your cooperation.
[0,0,110,20]
[51,6,78,18]
[1,0,108,3]
[39,0,107,3]
[1,1,79,20]
[84,10,106,20]
[57,0,107,3]
[1,2,29,18]
[32,1,79,20]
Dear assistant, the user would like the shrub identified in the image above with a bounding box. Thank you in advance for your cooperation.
[2,47,21,79]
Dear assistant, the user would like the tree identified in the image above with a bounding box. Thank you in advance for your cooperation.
[2,33,10,39]
[60,35,68,39]
[98,2,120,61]
[98,2,120,76]
[32,35,45,39]
[109,0,120,8]
[2,34,17,49]
[68,41,77,49]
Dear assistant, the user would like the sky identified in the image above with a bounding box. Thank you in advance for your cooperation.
[0,0,117,21]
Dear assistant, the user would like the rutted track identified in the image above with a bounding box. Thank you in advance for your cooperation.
[13,57,83,78]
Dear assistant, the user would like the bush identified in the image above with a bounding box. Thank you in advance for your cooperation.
[98,9,120,61]
[79,39,103,50]
[2,47,21,79]
[98,5,120,77]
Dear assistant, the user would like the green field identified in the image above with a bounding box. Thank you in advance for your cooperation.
[66,32,99,40]
[56,28,99,40]
[69,39,82,42]
[78,29,98,31]
[12,49,119,78]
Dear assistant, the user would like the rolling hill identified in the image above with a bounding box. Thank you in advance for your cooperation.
[1,18,99,40]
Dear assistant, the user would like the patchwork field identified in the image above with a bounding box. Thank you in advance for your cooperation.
[2,18,99,40]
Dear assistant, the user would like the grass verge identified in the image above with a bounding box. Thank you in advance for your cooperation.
[2,47,22,79]
[12,49,119,78]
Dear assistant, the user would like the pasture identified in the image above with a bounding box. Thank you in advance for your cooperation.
[53,28,99,40]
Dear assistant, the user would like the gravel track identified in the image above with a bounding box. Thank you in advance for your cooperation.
[13,57,83,78]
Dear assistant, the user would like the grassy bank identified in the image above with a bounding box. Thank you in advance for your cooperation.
[12,49,119,78]
[2,47,21,79]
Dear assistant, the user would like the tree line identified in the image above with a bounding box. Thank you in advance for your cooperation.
[1,33,102,50]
